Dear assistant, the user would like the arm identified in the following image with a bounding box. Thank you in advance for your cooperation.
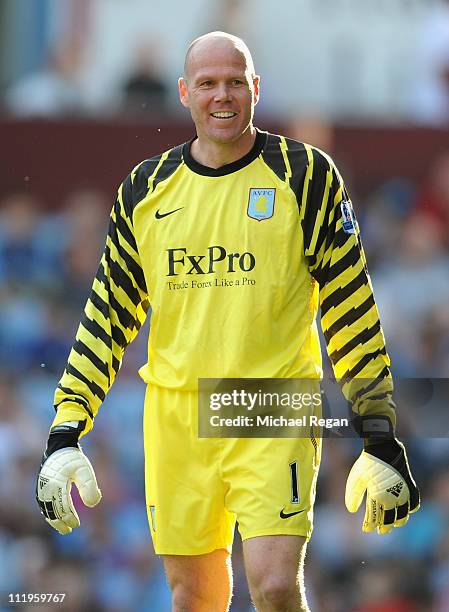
[301,146,419,533]
[52,171,150,437]
[301,146,394,423]
[37,168,150,533]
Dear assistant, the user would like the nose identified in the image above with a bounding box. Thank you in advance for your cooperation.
[213,82,231,102]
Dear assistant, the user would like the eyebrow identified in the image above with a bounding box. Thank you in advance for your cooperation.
[192,69,249,83]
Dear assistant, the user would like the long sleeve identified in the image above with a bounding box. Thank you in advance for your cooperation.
[301,145,396,424]
[51,172,150,437]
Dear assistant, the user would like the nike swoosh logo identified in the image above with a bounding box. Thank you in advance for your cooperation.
[155,207,184,219]
[279,509,306,519]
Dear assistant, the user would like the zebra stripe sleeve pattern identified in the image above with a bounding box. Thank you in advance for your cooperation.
[53,166,150,435]
[290,140,395,423]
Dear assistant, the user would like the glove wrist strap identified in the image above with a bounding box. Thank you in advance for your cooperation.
[352,415,394,446]
[45,420,86,458]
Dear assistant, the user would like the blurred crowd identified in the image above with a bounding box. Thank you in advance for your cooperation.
[2,39,170,121]
[2,0,449,124]
[0,137,448,611]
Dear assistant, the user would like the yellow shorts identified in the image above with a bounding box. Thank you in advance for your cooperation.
[143,385,322,556]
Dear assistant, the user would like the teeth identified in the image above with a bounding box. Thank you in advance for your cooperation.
[212,112,236,118]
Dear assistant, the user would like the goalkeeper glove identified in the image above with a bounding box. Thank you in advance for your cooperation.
[36,420,101,535]
[345,416,420,534]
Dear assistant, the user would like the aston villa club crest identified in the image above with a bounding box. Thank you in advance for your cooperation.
[247,188,276,221]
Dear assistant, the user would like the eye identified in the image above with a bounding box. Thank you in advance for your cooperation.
[199,80,213,87]
[232,79,244,86]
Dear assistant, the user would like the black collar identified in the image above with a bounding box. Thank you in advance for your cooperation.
[182,128,267,176]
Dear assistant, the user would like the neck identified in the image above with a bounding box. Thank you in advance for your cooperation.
[191,126,257,169]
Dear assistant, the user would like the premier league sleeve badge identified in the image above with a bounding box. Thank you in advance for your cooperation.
[340,199,357,234]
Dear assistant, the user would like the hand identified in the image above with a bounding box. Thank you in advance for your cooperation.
[36,447,102,534]
[36,421,101,534]
[345,439,420,534]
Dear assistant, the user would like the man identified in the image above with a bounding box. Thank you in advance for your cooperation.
[37,32,420,611]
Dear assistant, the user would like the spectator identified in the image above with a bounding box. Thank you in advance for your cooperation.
[120,41,169,116]
[408,0,449,125]
[4,42,84,118]
[415,151,449,248]
[373,212,449,376]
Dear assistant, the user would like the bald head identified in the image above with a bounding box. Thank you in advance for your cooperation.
[184,31,255,80]
[178,30,260,153]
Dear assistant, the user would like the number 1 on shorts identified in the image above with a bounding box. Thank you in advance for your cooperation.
[289,460,299,503]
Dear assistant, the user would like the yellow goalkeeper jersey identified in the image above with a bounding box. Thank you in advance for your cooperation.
[52,130,395,436]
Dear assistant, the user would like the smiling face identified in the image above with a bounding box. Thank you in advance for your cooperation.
[178,34,260,154]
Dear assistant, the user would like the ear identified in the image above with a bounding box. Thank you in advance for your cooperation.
[253,75,260,106]
[178,77,190,108]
